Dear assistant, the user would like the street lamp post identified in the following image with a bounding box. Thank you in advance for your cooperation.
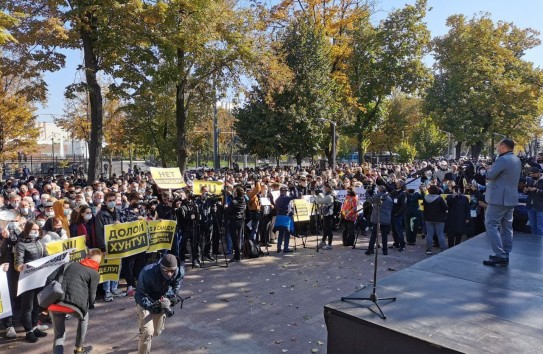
[318,118,337,171]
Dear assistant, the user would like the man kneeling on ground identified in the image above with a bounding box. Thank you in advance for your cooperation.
[135,254,184,354]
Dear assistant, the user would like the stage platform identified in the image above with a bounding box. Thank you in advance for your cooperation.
[324,233,543,354]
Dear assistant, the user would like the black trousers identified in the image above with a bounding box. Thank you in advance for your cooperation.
[368,223,390,251]
[321,215,334,245]
[228,219,244,260]
[20,289,41,332]
[122,252,147,287]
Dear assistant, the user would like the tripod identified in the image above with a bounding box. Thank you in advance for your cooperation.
[341,199,396,320]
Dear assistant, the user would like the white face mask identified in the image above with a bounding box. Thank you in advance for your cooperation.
[20,207,29,215]
[45,211,55,218]
[36,220,46,227]
[28,231,39,239]
[95,199,104,205]
[83,213,93,221]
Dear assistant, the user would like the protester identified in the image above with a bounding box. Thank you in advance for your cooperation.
[135,254,183,354]
[524,166,543,236]
[422,185,448,255]
[225,186,246,262]
[445,187,471,247]
[365,185,393,255]
[314,183,335,250]
[95,192,125,301]
[483,139,522,266]
[340,187,358,247]
[48,249,101,354]
[15,220,49,342]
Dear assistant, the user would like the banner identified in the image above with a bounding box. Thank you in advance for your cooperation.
[99,258,121,284]
[334,187,366,203]
[406,178,422,191]
[0,270,12,320]
[192,180,224,195]
[17,250,71,296]
[150,167,186,189]
[105,220,149,259]
[147,220,177,253]
[293,199,311,222]
[46,236,87,262]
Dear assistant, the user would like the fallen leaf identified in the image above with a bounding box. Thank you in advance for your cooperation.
[317,340,324,345]
[311,349,319,353]
[275,340,283,344]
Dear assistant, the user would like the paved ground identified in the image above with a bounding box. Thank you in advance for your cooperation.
[1,232,431,354]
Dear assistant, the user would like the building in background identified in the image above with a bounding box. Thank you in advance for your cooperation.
[34,122,87,158]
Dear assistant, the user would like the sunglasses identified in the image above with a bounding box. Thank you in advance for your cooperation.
[160,265,177,274]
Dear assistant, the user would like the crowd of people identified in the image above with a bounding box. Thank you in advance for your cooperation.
[0,141,538,352]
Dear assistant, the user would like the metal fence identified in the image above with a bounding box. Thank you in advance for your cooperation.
[2,155,88,179]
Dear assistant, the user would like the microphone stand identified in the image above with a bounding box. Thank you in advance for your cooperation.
[341,198,396,320]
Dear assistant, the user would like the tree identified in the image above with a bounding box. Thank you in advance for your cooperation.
[397,141,417,163]
[426,14,543,158]
[348,0,431,163]
[0,11,17,45]
[108,0,257,174]
[0,88,39,169]
[412,117,447,159]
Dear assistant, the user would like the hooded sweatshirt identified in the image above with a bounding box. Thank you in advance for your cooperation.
[423,194,448,222]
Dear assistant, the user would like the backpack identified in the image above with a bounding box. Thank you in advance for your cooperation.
[243,238,260,258]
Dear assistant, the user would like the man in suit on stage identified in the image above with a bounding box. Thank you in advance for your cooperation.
[483,139,521,266]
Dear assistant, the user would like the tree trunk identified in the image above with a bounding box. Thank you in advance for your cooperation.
[455,141,462,160]
[471,141,483,160]
[176,49,188,175]
[80,12,103,183]
[357,132,363,164]
[295,153,302,166]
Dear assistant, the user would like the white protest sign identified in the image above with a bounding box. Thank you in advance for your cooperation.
[0,271,12,320]
[17,250,72,296]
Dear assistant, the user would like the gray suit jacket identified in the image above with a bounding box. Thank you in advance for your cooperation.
[485,151,521,206]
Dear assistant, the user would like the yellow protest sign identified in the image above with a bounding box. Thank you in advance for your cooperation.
[105,220,149,259]
[150,167,186,189]
[99,258,121,284]
[46,236,87,262]
[192,180,224,195]
[293,199,311,222]
[147,220,177,253]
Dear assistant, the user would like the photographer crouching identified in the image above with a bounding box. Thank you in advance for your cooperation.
[135,254,184,354]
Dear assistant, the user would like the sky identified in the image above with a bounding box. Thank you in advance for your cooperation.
[36,0,543,122]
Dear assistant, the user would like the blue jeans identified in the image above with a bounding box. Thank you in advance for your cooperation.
[425,221,447,251]
[485,204,514,258]
[103,280,118,293]
[277,227,290,251]
[249,212,261,242]
[527,208,543,235]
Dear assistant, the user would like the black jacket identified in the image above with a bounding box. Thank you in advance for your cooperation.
[51,260,99,317]
[226,196,246,221]
[390,189,407,216]
[445,194,471,234]
[423,194,448,223]
[95,205,120,251]
[15,237,46,268]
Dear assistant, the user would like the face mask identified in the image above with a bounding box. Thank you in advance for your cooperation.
[479,170,486,176]
[33,195,40,201]
[64,209,71,216]
[45,211,55,218]
[20,207,29,215]
[95,199,104,205]
[54,228,63,234]
[83,213,93,221]
[442,183,448,190]
[28,231,39,239]
[112,188,118,192]
[10,202,18,208]
[36,220,46,227]
[107,201,116,209]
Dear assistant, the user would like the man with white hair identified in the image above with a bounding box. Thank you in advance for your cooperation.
[436,161,449,183]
